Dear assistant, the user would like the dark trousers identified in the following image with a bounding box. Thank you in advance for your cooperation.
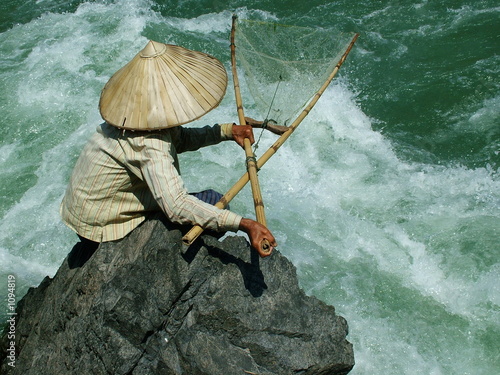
[67,235,99,269]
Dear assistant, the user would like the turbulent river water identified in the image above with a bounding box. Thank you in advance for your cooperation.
[1,1,498,374]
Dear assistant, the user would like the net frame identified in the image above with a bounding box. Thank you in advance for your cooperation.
[234,19,355,126]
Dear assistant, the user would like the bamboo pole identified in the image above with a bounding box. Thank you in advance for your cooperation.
[230,15,271,254]
[250,120,288,135]
[182,29,359,247]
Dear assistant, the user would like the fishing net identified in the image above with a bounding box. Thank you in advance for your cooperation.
[234,19,356,126]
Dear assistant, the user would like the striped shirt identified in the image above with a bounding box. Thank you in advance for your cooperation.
[60,122,242,242]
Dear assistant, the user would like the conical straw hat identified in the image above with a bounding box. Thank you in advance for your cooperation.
[99,40,228,130]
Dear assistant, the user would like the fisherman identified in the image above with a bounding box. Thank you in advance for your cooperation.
[60,40,276,265]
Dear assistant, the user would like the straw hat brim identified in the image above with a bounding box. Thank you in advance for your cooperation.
[99,41,228,131]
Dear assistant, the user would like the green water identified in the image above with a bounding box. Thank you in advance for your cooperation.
[1,1,498,374]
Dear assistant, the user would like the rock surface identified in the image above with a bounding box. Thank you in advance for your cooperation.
[1,217,354,374]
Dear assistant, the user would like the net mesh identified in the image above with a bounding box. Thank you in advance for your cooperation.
[234,19,356,126]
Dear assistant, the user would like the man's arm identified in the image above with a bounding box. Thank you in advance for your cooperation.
[176,121,257,152]
[175,123,232,153]
[162,123,277,256]
[137,132,242,233]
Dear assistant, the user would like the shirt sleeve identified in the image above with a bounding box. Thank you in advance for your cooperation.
[175,123,234,153]
[220,123,234,140]
[133,132,242,232]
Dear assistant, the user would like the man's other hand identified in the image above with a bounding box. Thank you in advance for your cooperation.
[239,218,277,257]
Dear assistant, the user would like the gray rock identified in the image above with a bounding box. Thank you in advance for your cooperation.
[1,217,354,374]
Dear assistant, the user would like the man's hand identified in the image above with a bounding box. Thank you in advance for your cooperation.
[231,124,255,148]
[239,218,277,257]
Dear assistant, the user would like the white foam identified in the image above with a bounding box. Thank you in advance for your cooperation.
[348,317,444,375]
[0,119,97,277]
[0,143,17,165]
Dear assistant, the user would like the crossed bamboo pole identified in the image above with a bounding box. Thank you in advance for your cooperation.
[230,15,271,254]
[182,22,359,247]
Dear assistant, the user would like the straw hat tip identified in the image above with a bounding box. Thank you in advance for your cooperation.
[140,40,166,58]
